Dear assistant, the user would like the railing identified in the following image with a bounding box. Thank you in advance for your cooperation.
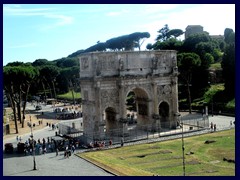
[76,116,210,145]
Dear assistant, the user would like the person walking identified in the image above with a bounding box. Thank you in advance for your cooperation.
[71,145,75,154]
[210,122,213,131]
[56,147,59,156]
[109,139,112,148]
[121,138,124,147]
[214,124,216,131]
[64,146,69,158]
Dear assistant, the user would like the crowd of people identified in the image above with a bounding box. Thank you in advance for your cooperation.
[54,107,83,120]
[16,135,81,158]
[87,139,113,149]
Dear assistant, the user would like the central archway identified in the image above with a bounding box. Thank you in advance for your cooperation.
[125,87,150,126]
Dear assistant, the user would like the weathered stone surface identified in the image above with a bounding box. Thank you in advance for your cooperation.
[78,50,179,143]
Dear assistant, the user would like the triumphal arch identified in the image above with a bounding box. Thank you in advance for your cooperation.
[79,50,179,142]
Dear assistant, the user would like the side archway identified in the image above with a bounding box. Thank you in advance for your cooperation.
[159,101,170,128]
[105,107,118,132]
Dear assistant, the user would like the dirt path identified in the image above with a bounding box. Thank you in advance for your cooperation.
[3,108,60,141]
[3,103,82,140]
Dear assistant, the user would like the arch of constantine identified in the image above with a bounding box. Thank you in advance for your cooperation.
[78,50,179,143]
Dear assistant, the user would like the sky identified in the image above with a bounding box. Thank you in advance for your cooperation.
[3,4,235,66]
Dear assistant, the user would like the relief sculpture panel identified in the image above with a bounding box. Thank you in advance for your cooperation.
[101,89,119,106]
[81,57,89,70]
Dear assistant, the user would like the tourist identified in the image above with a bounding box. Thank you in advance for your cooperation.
[109,139,112,147]
[56,147,59,156]
[210,122,213,130]
[39,145,42,155]
[71,145,75,153]
[121,138,124,147]
[214,124,216,131]
[64,146,69,158]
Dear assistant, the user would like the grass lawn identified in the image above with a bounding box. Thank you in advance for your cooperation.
[209,62,222,70]
[77,129,235,176]
[57,91,81,100]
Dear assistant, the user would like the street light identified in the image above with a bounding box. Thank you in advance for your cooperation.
[120,118,127,142]
[29,116,37,170]
[152,114,160,137]
[180,115,186,176]
[175,113,185,176]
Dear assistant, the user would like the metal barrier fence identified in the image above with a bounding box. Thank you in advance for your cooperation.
[70,115,210,145]
[58,118,83,135]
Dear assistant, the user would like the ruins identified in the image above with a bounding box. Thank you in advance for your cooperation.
[78,50,179,142]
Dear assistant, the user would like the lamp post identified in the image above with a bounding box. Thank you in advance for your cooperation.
[175,113,185,176]
[153,114,160,137]
[180,115,186,176]
[30,116,37,170]
[211,96,214,117]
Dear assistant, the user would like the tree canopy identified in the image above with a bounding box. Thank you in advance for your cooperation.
[221,28,235,98]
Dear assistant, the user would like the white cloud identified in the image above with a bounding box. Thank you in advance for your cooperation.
[3,5,74,29]
[139,4,235,36]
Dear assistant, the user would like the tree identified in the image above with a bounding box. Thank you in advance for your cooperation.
[4,65,39,129]
[222,29,235,98]
[177,53,201,113]
[55,57,79,68]
[166,29,184,39]
[201,53,214,69]
[153,38,183,51]
[67,49,85,58]
[224,28,234,44]
[32,59,50,67]
[39,65,60,100]
[156,24,170,41]
[146,43,153,50]
[105,32,150,51]
[128,32,150,50]
[6,61,24,67]
[84,42,107,52]
[212,49,223,62]
[182,32,211,53]
[57,66,80,104]
[195,42,215,57]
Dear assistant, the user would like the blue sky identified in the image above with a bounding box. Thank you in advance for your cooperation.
[3,4,235,66]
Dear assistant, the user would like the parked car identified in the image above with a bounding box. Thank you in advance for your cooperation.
[5,143,14,153]
[35,105,42,110]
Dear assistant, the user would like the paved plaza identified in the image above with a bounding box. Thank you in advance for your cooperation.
[3,107,235,176]
[3,126,114,176]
